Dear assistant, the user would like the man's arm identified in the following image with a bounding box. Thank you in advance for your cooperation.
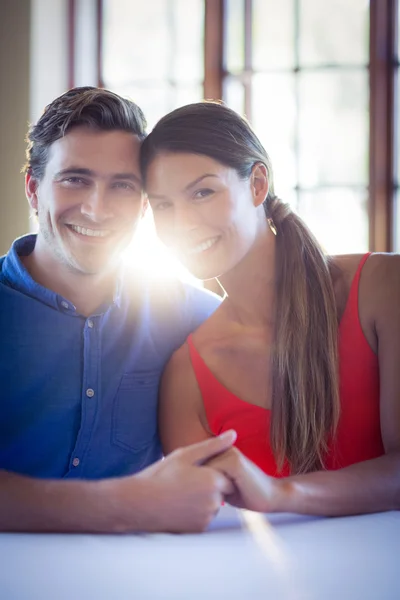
[0,432,236,534]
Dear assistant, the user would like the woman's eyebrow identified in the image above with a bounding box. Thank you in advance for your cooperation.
[147,173,220,200]
[184,174,219,191]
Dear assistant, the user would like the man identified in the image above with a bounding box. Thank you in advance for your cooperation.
[0,87,236,533]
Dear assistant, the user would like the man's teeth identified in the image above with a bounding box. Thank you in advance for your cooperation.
[187,237,219,255]
[69,225,110,237]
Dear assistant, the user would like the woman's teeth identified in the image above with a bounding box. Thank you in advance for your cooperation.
[187,237,219,255]
[69,225,110,238]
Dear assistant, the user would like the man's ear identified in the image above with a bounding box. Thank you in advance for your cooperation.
[250,163,269,207]
[25,173,39,213]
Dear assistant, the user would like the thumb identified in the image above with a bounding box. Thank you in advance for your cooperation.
[182,430,237,466]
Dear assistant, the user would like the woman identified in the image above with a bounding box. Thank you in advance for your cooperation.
[140,101,400,516]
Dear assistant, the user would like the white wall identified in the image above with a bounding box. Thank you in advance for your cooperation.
[30,0,69,122]
[0,0,69,254]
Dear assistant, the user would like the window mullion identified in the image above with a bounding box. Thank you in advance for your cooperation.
[204,0,224,99]
[369,0,397,251]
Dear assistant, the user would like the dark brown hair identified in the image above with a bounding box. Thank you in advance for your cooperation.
[24,86,147,180]
[141,101,340,474]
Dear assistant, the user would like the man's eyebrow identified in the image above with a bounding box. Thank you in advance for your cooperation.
[54,168,142,184]
[111,173,142,184]
[184,174,219,191]
[54,167,95,178]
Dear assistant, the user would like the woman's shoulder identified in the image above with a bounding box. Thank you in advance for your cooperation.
[330,252,400,330]
[330,251,399,278]
[330,252,400,291]
[328,254,367,318]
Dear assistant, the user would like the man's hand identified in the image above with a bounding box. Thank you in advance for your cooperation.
[118,431,237,533]
[205,447,285,513]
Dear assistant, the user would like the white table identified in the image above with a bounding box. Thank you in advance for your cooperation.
[0,505,399,600]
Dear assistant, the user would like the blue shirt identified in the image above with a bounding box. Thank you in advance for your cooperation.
[0,235,220,479]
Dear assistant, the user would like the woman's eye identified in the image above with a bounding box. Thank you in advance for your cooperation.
[153,201,172,212]
[193,188,214,200]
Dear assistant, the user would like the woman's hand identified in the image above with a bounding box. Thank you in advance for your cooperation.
[205,447,288,513]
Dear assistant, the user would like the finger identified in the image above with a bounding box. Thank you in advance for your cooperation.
[218,473,235,496]
[182,430,237,466]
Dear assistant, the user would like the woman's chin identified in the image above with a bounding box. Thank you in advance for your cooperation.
[183,260,226,282]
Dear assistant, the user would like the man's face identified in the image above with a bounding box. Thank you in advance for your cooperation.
[26,127,144,275]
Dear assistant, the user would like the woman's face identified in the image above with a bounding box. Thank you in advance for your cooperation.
[145,152,265,280]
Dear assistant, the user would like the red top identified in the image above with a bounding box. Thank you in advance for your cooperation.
[187,253,384,476]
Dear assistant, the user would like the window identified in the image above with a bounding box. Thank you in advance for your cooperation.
[223,0,370,254]
[71,0,398,253]
[102,0,205,128]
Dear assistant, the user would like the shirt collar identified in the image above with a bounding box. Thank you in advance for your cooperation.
[3,234,124,314]
[2,234,61,310]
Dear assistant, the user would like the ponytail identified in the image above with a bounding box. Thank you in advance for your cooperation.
[266,196,340,473]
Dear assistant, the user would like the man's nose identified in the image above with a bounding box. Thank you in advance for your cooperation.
[80,186,114,222]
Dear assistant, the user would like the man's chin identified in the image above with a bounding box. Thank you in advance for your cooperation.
[67,253,122,276]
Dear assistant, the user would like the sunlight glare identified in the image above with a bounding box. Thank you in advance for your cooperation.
[122,209,199,284]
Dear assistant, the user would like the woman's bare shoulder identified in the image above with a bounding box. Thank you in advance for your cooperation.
[328,253,367,317]
[330,251,400,281]
[358,252,400,308]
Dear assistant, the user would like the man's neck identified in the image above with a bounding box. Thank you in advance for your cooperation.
[22,239,118,317]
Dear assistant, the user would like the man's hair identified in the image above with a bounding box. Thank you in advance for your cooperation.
[24,86,147,180]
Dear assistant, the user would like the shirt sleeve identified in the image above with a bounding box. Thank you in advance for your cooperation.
[181,282,222,332]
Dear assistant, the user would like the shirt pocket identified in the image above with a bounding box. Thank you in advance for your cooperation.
[112,371,160,453]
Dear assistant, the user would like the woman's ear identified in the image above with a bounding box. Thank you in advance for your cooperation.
[250,163,269,207]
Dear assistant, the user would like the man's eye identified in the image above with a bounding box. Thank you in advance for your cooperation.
[193,188,214,200]
[113,182,135,191]
[62,177,87,185]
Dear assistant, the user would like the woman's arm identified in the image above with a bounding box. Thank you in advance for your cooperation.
[207,254,400,516]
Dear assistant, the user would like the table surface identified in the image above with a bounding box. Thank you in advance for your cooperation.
[0,505,399,600]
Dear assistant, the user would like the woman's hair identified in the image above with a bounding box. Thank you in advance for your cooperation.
[141,101,340,474]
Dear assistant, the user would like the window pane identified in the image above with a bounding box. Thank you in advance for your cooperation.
[394,189,400,253]
[224,77,245,114]
[225,0,245,73]
[169,0,204,83]
[298,188,369,253]
[174,84,204,110]
[298,70,368,186]
[103,0,203,86]
[105,83,201,130]
[398,5,400,59]
[251,73,297,199]
[397,71,400,186]
[252,0,295,70]
[299,0,369,66]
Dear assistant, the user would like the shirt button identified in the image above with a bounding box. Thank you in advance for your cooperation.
[61,301,69,309]
[87,319,94,328]
[86,388,95,398]
[72,458,80,467]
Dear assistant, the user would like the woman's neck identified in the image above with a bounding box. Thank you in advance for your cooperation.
[218,223,277,328]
